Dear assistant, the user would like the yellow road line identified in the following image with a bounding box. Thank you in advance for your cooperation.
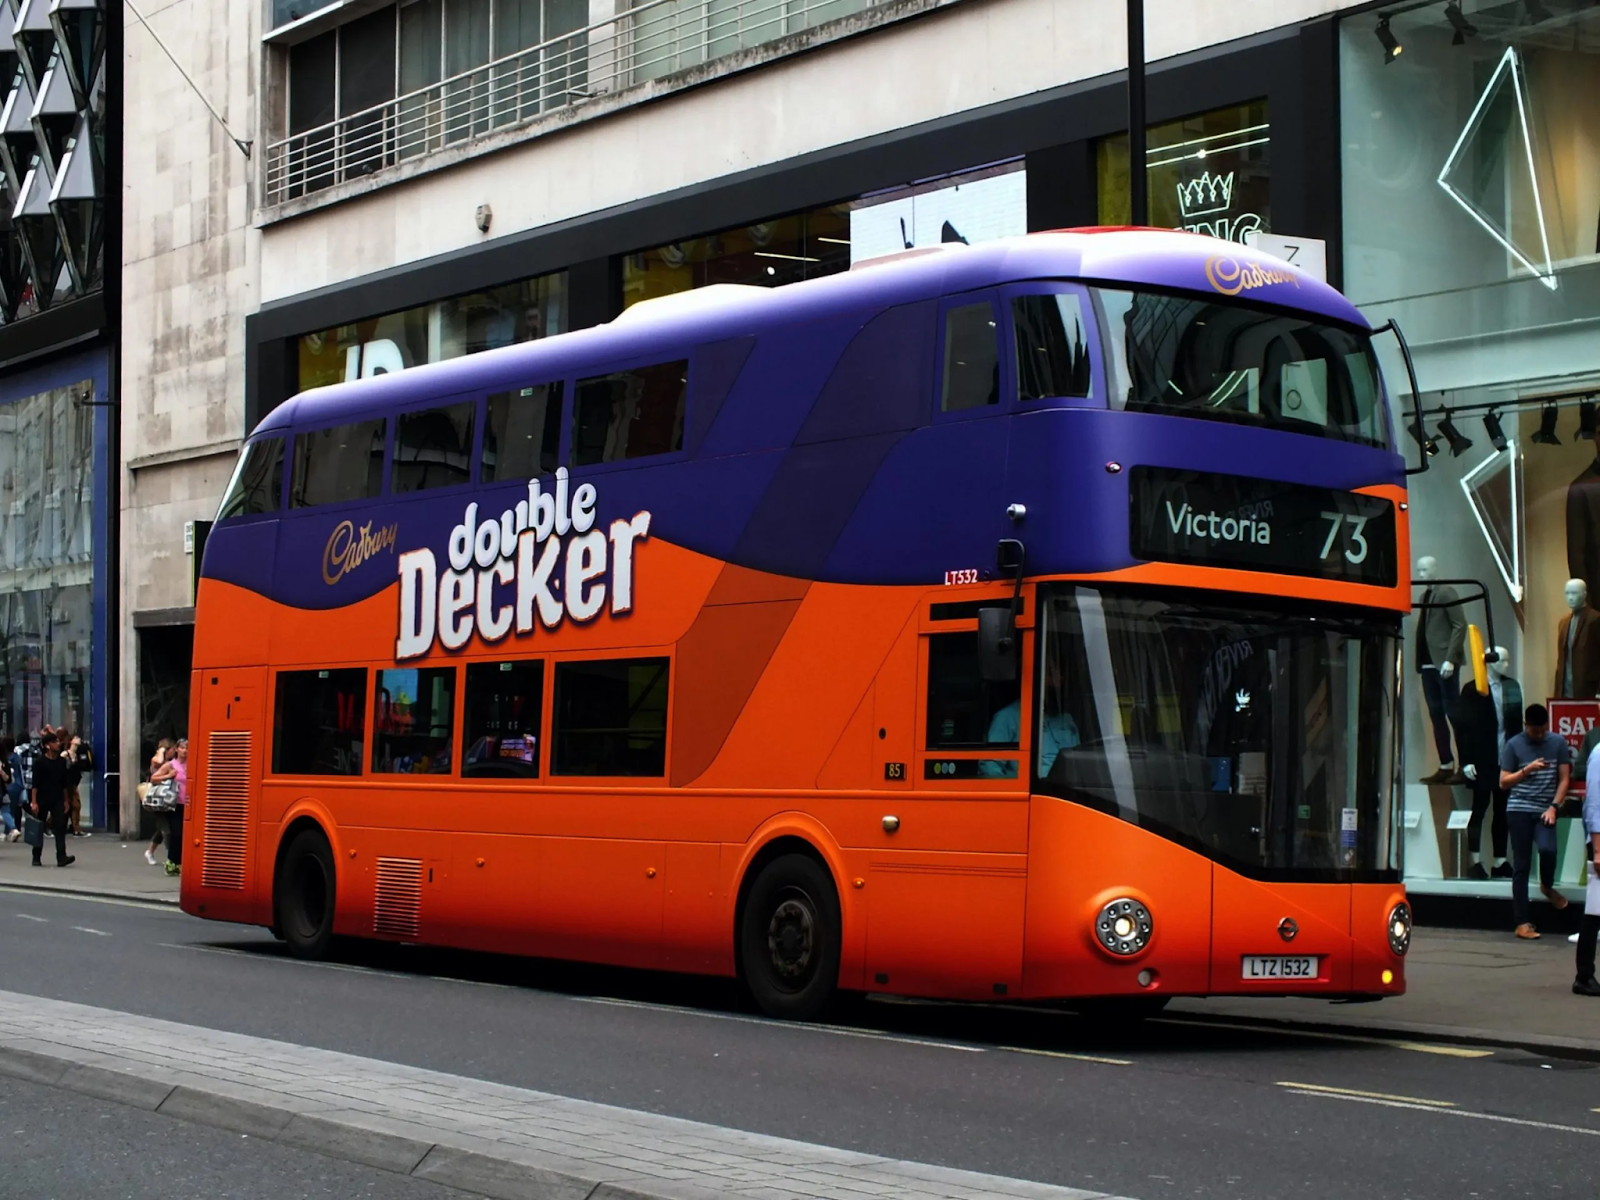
[1158,1016,1492,1058]
[1000,1046,1133,1066]
[1277,1081,1456,1107]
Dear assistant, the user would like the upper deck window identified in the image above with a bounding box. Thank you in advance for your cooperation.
[483,383,562,482]
[1013,294,1092,401]
[940,303,1001,413]
[217,437,286,521]
[573,361,688,465]
[393,401,474,494]
[1093,288,1387,448]
[290,419,388,508]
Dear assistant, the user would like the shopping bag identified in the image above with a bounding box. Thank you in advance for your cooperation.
[21,812,43,848]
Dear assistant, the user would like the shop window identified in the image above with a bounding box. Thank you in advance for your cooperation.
[463,660,543,778]
[373,667,456,774]
[217,437,286,520]
[940,303,1000,413]
[572,361,687,465]
[272,668,367,776]
[1014,294,1092,401]
[483,384,562,482]
[552,657,669,776]
[290,419,388,507]
[393,401,475,493]
[924,631,1020,778]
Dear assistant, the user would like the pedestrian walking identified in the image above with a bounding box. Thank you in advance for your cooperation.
[0,737,15,842]
[150,739,188,877]
[1499,704,1571,939]
[1575,739,1600,997]
[62,731,92,837]
[143,738,174,865]
[28,730,74,869]
[5,734,27,842]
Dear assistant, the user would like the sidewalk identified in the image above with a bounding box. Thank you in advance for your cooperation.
[0,832,180,904]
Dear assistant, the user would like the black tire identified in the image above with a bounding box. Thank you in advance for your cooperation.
[276,829,337,960]
[739,853,841,1021]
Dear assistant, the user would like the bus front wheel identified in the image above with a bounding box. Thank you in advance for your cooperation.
[739,854,841,1021]
[276,829,337,960]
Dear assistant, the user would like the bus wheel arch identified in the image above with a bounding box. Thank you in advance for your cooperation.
[733,834,845,1021]
[272,815,339,961]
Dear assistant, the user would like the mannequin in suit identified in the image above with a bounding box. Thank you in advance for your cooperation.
[1456,645,1521,878]
[1416,556,1466,782]
[1554,579,1600,699]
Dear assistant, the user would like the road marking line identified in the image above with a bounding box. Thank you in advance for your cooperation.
[1160,1016,1493,1058]
[1285,1088,1600,1137]
[1278,1081,1456,1107]
[999,1046,1133,1066]
[71,926,110,937]
[159,943,412,980]
[575,995,986,1052]
[0,886,178,912]
[16,914,47,923]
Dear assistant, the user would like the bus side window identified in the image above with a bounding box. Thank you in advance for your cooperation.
[217,436,285,520]
[940,303,1000,413]
[290,418,387,508]
[372,666,456,775]
[393,402,474,494]
[272,668,368,776]
[483,384,562,482]
[572,360,687,466]
[551,657,669,777]
[463,660,544,779]
[1013,294,1093,401]
[924,632,1019,779]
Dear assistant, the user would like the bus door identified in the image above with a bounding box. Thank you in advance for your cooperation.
[188,668,266,923]
[862,601,1031,1001]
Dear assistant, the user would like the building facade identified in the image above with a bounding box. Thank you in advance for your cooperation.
[1,0,115,826]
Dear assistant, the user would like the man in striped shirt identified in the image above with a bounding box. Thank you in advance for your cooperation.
[1499,704,1572,939]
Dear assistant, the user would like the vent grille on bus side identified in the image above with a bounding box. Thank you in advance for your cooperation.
[374,858,422,940]
[201,731,252,891]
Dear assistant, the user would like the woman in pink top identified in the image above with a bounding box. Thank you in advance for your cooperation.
[151,739,188,877]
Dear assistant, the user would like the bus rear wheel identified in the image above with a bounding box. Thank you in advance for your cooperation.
[276,829,337,961]
[740,854,841,1021]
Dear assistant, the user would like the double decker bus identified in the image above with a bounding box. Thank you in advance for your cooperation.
[184,229,1414,1019]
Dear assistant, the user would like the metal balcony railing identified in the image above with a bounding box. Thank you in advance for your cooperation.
[264,0,878,206]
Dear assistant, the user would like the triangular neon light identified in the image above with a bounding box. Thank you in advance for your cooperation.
[1459,441,1524,602]
[1436,46,1557,292]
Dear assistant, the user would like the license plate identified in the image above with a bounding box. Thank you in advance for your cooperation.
[1241,955,1319,980]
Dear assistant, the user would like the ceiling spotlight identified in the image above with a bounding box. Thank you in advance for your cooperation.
[1532,404,1562,446]
[1524,0,1554,24]
[1438,411,1474,456]
[1580,399,1598,441]
[1445,2,1476,44]
[1407,417,1440,457]
[1483,410,1508,452]
[1376,15,1402,62]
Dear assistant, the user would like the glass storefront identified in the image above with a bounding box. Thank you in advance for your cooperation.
[297,271,566,394]
[0,380,95,745]
[1341,1,1600,897]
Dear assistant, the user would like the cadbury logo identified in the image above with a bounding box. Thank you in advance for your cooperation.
[324,519,399,585]
[1204,254,1300,297]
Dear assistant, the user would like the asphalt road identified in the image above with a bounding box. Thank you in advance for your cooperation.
[2,885,1597,1200]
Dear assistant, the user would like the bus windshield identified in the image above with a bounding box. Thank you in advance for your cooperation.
[1091,287,1388,448]
[1033,586,1401,880]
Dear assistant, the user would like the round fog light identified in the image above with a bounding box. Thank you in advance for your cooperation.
[1096,898,1153,957]
[1387,902,1412,957]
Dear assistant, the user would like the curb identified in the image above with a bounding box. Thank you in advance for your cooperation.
[0,879,180,906]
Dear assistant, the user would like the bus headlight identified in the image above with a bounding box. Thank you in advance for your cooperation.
[1096,898,1153,957]
[1387,902,1412,957]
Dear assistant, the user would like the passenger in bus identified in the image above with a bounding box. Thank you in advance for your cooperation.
[982,656,1080,778]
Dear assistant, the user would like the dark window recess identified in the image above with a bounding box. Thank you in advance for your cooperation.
[290,419,387,508]
[339,5,398,174]
[573,360,687,465]
[287,29,337,195]
[272,668,367,776]
[928,600,1018,622]
[926,633,1019,750]
[463,660,544,778]
[372,667,456,774]
[940,303,1000,413]
[552,657,669,776]
[483,383,562,482]
[394,401,474,494]
[1014,293,1092,400]
[217,437,285,520]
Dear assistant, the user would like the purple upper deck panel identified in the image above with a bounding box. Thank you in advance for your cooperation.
[208,230,1403,613]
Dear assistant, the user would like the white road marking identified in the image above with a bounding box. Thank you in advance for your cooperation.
[16,914,47,923]
[575,995,986,1052]
[0,886,178,913]
[1160,1015,1494,1058]
[71,926,110,937]
[999,1046,1133,1066]
[159,942,412,980]
[1283,1087,1600,1138]
[1278,1080,1454,1107]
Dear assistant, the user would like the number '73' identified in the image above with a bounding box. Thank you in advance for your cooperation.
[1319,512,1369,564]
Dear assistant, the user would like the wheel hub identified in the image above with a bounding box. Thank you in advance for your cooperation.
[767,895,816,981]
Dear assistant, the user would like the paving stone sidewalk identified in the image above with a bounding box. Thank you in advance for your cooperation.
[0,832,179,903]
[0,989,1131,1200]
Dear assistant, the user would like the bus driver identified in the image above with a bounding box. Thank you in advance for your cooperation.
[983,654,1081,777]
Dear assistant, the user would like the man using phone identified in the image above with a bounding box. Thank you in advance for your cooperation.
[1500,704,1570,939]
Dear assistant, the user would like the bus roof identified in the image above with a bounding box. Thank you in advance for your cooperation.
[258,229,1365,436]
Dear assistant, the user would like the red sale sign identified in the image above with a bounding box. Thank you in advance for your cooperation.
[1548,699,1600,797]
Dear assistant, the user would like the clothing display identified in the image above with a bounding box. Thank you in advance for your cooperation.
[1416,582,1466,769]
[1554,605,1600,699]
[1452,680,1517,865]
[1567,454,1600,601]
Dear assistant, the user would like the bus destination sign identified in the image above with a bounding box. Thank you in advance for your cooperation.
[1130,467,1398,588]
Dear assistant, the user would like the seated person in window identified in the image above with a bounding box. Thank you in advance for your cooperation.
[982,655,1081,777]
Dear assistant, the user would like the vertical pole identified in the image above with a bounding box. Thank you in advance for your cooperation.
[1127,0,1147,226]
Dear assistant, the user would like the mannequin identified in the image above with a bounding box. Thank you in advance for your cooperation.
[1416,556,1467,783]
[1456,646,1520,879]
[1553,579,1600,699]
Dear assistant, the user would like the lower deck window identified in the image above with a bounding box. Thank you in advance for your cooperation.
[552,657,669,776]
[272,668,367,775]
[372,667,456,774]
[463,660,543,779]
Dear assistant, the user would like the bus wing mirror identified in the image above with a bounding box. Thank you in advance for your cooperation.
[978,606,1018,683]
